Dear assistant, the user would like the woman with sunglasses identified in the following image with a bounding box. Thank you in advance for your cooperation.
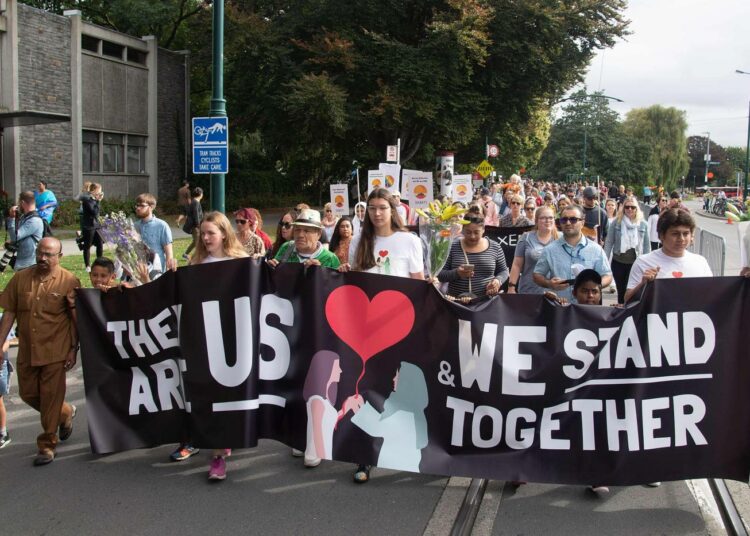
[321,202,338,242]
[268,210,297,258]
[234,208,266,258]
[499,194,533,228]
[507,206,558,295]
[648,196,669,251]
[523,200,536,221]
[603,196,650,304]
[247,208,272,251]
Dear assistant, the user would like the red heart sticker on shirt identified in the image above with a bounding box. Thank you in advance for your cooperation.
[325,285,414,363]
[672,271,683,278]
[378,250,389,258]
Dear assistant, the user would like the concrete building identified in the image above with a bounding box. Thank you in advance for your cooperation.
[0,0,189,202]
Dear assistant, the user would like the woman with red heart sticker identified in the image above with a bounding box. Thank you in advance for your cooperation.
[340,188,425,280]
[336,188,426,482]
[625,209,712,302]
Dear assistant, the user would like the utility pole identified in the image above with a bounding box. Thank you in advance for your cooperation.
[703,132,711,186]
[735,70,750,199]
[210,0,226,212]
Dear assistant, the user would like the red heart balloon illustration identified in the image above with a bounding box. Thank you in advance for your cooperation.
[378,250,389,258]
[672,271,683,278]
[325,285,415,363]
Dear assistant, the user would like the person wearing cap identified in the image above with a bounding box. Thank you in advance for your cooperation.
[533,205,612,301]
[269,210,340,269]
[668,190,689,212]
[581,186,608,243]
[392,191,410,226]
[480,187,499,226]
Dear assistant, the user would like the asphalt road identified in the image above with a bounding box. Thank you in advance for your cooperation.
[1,198,748,535]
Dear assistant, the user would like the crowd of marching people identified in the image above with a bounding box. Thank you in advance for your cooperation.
[1,172,748,494]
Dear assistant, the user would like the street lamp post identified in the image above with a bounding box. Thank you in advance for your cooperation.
[210,0,226,212]
[735,70,750,200]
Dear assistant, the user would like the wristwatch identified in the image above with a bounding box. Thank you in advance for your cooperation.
[508,282,517,288]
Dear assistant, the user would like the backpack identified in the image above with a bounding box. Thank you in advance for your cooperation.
[26,210,53,242]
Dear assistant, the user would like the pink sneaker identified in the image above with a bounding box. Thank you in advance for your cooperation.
[208,456,226,481]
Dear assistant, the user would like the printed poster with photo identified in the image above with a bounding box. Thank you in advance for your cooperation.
[452,174,473,204]
[378,163,401,194]
[408,174,434,209]
[368,170,385,194]
[330,184,350,217]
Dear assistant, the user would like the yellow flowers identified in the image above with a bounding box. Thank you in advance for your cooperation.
[415,199,469,225]
[725,200,749,222]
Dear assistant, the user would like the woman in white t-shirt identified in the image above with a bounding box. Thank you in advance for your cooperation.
[624,208,712,303]
[343,188,425,280]
[339,188,424,483]
[185,211,248,481]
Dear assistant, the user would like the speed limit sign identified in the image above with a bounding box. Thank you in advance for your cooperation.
[487,144,499,158]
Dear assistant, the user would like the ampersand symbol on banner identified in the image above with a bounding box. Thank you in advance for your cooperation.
[438,361,455,387]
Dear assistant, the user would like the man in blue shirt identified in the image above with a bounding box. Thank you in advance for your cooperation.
[133,193,176,272]
[533,205,612,301]
[5,191,45,271]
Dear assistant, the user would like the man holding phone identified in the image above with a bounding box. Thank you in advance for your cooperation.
[533,205,612,301]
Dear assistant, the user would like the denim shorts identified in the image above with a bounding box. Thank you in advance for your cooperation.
[0,353,11,396]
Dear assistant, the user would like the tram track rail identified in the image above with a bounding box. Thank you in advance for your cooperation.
[447,477,749,536]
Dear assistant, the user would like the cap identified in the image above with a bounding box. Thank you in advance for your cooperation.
[292,209,323,229]
[583,186,597,199]
[480,187,490,196]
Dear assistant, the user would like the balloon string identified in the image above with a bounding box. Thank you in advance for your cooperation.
[336,361,366,429]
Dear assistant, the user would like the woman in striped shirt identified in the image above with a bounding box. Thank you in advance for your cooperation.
[438,215,509,300]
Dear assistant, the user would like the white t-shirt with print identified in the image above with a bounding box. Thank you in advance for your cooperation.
[627,249,712,289]
[349,231,423,278]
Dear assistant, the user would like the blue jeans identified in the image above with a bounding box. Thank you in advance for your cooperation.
[0,353,11,395]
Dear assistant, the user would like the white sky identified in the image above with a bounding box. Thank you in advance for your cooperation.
[576,0,750,148]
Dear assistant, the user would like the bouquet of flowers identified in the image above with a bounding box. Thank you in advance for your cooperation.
[416,200,469,279]
[98,211,152,286]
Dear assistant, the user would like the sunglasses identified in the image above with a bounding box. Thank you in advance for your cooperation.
[624,206,637,210]
[559,217,582,224]
[524,206,535,211]
[511,201,522,206]
[235,219,248,225]
[281,222,293,229]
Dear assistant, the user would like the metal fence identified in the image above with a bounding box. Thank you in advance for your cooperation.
[694,228,726,276]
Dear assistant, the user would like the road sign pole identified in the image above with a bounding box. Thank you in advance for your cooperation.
[397,138,401,166]
[209,0,226,213]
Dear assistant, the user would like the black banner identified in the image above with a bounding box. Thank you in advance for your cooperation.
[77,260,750,485]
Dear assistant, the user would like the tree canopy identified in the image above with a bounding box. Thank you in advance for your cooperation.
[24,0,631,201]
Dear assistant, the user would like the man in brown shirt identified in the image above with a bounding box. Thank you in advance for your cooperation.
[0,237,81,465]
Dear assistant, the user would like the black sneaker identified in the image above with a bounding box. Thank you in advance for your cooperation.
[0,433,10,449]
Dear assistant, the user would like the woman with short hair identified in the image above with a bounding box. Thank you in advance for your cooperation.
[499,194,533,228]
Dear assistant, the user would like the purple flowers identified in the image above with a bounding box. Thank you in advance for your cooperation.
[98,211,152,285]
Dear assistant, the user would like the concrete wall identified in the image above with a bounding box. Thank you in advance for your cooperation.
[156,48,188,201]
[16,3,73,194]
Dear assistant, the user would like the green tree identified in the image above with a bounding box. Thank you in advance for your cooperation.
[21,0,210,48]
[686,136,735,187]
[531,90,635,181]
[221,0,628,197]
[622,106,689,191]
